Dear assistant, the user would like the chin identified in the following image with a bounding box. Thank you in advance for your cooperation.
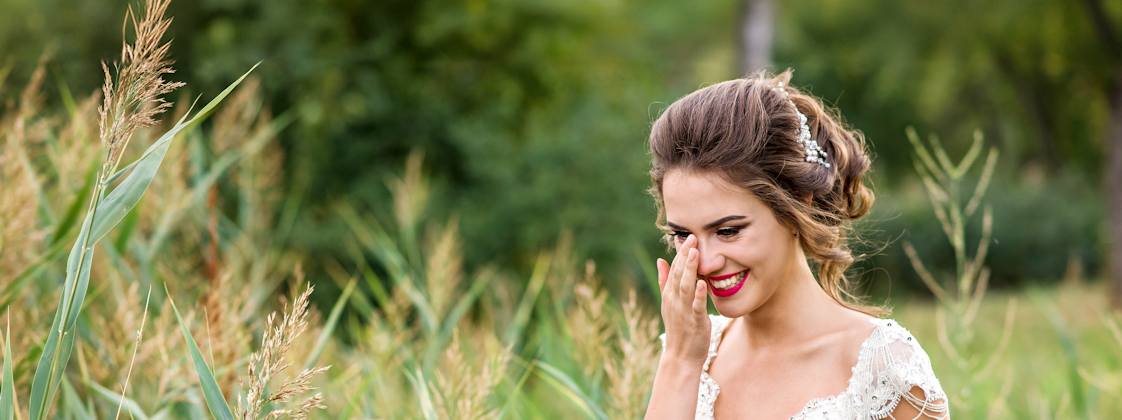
[710,294,762,318]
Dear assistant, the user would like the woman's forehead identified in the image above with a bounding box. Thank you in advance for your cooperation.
[663,170,765,224]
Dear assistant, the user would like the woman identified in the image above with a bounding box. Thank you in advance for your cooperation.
[644,71,948,419]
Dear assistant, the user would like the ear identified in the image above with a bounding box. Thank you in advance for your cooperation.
[800,191,813,205]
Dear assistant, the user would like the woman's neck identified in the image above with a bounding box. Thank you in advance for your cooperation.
[735,259,858,351]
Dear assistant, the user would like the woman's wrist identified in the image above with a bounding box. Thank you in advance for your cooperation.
[645,353,705,419]
[657,352,705,377]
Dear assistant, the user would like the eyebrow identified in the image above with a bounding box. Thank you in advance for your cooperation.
[666,215,747,231]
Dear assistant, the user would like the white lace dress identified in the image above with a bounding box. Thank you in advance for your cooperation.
[660,316,948,420]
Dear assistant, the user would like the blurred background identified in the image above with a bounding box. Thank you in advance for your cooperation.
[1,0,1115,298]
[1,0,1120,418]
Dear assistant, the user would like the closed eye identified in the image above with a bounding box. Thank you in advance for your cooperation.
[716,226,742,237]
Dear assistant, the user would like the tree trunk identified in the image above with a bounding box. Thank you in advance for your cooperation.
[1081,0,1122,307]
[1108,71,1122,307]
[740,0,774,76]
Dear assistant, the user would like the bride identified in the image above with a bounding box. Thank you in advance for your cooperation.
[644,71,948,419]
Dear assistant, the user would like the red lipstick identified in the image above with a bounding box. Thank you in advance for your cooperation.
[707,270,748,297]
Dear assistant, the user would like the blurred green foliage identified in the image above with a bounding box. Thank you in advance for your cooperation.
[0,0,1115,299]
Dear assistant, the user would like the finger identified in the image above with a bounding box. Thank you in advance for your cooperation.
[679,247,699,295]
[668,248,686,297]
[657,258,670,292]
[692,280,708,313]
[671,234,696,290]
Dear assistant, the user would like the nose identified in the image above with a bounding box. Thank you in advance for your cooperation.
[695,238,724,277]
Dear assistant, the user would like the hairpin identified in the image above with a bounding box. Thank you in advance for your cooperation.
[775,81,830,168]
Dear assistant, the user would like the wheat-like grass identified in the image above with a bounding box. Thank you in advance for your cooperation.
[236,279,329,420]
[567,273,611,380]
[424,217,464,320]
[429,328,510,420]
[604,289,660,420]
[98,0,184,174]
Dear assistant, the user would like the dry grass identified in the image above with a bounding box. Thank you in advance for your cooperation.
[98,0,183,173]
[429,328,511,420]
[603,290,660,420]
[236,281,329,420]
[4,4,1121,419]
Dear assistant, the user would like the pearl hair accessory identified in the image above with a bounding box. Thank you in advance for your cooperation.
[775,81,830,168]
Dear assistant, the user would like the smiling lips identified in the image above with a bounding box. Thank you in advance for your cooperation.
[706,270,748,297]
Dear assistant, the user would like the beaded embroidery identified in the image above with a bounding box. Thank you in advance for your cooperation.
[660,316,948,419]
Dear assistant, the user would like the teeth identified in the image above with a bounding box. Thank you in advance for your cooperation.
[711,271,746,290]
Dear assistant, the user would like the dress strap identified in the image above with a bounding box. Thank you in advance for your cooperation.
[702,315,733,372]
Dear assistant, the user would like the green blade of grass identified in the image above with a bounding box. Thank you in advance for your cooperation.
[0,239,68,313]
[30,216,93,420]
[0,61,12,89]
[28,64,258,420]
[634,245,661,302]
[404,368,437,420]
[336,202,441,335]
[113,206,142,254]
[500,358,537,418]
[303,276,357,370]
[89,63,259,244]
[1,313,15,420]
[506,252,552,345]
[335,202,411,281]
[50,64,78,118]
[86,381,149,420]
[166,291,235,420]
[532,361,608,420]
[60,378,95,420]
[49,161,98,247]
[423,270,494,373]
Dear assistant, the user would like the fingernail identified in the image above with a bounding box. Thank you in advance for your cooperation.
[687,248,697,262]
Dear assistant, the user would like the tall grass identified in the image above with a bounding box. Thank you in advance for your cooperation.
[1,2,1121,419]
[902,128,1016,417]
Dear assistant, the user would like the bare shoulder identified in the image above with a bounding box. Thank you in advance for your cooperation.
[830,309,879,368]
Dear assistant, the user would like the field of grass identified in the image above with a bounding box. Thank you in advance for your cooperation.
[1,1,1121,419]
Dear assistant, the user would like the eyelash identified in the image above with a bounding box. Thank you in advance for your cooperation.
[669,226,743,241]
[717,227,741,237]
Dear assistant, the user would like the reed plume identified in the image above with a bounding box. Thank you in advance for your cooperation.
[604,289,660,420]
[98,0,184,174]
[235,281,329,420]
[567,265,612,380]
[429,328,510,420]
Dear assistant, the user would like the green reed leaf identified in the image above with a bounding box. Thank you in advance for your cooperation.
[27,65,259,420]
[113,206,141,254]
[50,161,98,248]
[0,239,68,311]
[405,368,437,420]
[167,292,235,420]
[423,270,494,372]
[1,314,15,420]
[506,251,552,345]
[303,276,357,371]
[533,361,608,420]
[30,214,92,420]
[87,381,149,420]
[634,245,661,301]
[905,126,947,185]
[61,378,95,420]
[89,63,259,244]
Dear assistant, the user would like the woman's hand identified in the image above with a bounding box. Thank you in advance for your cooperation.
[657,234,711,368]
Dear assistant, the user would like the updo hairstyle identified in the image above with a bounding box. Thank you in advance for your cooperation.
[648,70,884,316]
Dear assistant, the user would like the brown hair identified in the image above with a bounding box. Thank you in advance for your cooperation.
[648,70,886,317]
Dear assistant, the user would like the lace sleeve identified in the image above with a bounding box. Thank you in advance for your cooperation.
[857,321,949,419]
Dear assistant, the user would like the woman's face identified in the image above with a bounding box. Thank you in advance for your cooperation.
[661,169,805,317]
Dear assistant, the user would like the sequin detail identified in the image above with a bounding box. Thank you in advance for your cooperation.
[661,317,949,419]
